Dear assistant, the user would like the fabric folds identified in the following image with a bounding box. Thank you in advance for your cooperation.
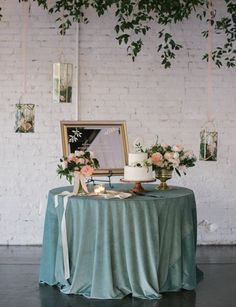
[39,184,202,299]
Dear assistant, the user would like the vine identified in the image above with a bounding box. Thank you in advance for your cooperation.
[1,0,236,68]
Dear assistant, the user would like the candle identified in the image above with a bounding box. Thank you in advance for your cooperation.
[94,184,106,195]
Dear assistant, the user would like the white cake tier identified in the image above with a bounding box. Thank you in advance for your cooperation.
[128,153,147,165]
[124,166,154,181]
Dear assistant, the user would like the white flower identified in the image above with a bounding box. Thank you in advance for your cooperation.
[172,144,183,152]
[171,158,180,168]
[173,152,179,159]
[61,161,67,170]
[184,150,196,160]
[161,143,168,148]
[89,151,95,159]
[75,150,85,157]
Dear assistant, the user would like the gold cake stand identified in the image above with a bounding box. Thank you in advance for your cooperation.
[120,178,156,193]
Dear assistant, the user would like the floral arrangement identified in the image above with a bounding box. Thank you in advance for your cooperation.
[57,150,99,183]
[147,143,197,176]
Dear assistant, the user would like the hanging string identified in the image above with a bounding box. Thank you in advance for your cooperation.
[20,1,30,102]
[57,7,66,63]
[206,0,214,125]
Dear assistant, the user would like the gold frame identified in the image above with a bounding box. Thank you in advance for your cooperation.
[60,120,129,176]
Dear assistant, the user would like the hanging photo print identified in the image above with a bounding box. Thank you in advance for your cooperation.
[53,63,73,103]
[15,104,35,133]
[200,130,218,161]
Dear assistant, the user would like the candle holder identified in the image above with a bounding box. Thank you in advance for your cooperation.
[94,184,106,195]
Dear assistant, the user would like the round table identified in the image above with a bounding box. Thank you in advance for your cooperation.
[39,184,203,299]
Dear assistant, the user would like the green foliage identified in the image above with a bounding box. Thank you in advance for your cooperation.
[0,1,234,68]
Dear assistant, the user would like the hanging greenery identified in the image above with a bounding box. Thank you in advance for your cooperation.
[1,0,236,68]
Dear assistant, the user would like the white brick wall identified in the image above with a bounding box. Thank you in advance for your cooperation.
[0,0,236,244]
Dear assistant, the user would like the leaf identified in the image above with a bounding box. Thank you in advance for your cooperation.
[115,24,119,33]
[175,168,181,177]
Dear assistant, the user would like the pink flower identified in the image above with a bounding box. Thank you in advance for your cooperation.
[161,143,168,148]
[184,151,195,159]
[80,165,94,177]
[164,152,174,161]
[68,153,76,161]
[172,144,183,152]
[74,150,85,157]
[151,152,163,166]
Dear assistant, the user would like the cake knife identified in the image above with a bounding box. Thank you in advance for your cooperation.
[132,191,164,198]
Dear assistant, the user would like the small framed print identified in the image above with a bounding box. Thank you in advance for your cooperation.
[200,130,218,161]
[15,104,35,133]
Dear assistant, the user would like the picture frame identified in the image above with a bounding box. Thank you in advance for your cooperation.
[60,121,129,176]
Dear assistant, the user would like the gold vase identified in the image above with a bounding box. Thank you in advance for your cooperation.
[155,169,173,190]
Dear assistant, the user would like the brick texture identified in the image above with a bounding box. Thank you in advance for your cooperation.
[0,0,236,244]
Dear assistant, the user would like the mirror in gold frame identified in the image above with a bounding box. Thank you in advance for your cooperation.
[60,121,129,176]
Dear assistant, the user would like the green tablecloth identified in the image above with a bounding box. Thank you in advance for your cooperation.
[39,184,203,299]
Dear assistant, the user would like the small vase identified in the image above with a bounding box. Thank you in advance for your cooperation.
[155,169,173,190]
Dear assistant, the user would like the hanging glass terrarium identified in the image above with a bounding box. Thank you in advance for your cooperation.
[199,123,218,161]
[15,103,35,133]
[53,63,73,103]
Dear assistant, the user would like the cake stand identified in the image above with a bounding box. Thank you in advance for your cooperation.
[120,178,156,193]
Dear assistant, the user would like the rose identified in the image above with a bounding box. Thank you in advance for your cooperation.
[20,122,32,131]
[74,150,85,157]
[161,143,168,148]
[80,165,94,177]
[164,152,174,161]
[151,152,163,166]
[68,153,76,161]
[183,150,196,160]
[172,144,183,152]
[173,152,179,159]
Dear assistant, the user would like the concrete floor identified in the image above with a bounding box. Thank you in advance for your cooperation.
[0,246,236,307]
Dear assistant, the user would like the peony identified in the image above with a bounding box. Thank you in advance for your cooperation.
[164,152,174,161]
[80,165,94,177]
[74,150,85,157]
[172,144,183,152]
[173,152,179,159]
[151,152,163,166]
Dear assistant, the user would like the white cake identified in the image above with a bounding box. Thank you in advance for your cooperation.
[124,153,154,181]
